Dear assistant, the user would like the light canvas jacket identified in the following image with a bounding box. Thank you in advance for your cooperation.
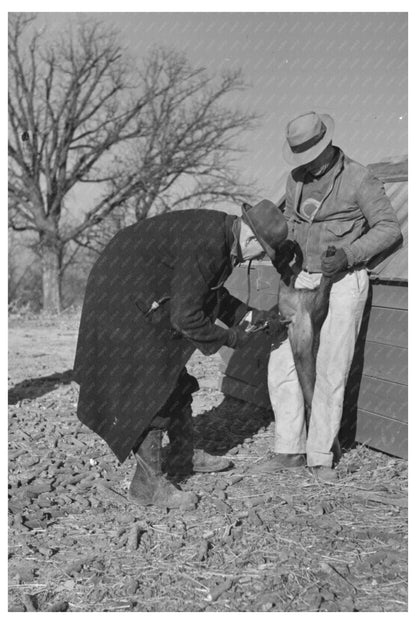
[284,149,402,272]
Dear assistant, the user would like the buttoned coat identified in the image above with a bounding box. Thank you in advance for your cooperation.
[73,209,248,462]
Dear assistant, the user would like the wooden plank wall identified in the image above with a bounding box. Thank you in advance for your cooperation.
[219,265,408,459]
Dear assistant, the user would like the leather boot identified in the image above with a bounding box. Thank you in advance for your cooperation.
[249,453,306,474]
[128,429,198,509]
[165,405,232,476]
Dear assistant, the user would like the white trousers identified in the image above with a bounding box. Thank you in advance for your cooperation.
[267,269,369,467]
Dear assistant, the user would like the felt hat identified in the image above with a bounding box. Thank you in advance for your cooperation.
[241,199,288,262]
[283,111,335,166]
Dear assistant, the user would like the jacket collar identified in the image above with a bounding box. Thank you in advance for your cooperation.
[226,214,242,266]
[292,147,344,183]
[207,215,238,291]
[293,148,345,217]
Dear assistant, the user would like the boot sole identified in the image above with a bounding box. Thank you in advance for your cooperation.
[127,489,153,506]
[250,461,306,474]
[193,462,232,473]
[128,487,198,509]
[166,461,232,475]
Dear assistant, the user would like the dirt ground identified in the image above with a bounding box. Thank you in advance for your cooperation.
[8,311,408,612]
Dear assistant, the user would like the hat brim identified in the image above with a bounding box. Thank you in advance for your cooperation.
[241,204,278,262]
[282,113,335,167]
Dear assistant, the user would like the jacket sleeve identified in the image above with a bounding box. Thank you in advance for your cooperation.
[169,250,233,356]
[343,174,403,267]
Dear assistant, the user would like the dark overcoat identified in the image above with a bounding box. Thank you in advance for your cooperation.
[73,209,249,463]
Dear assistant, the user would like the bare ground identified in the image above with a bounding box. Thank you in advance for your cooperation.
[8,311,408,612]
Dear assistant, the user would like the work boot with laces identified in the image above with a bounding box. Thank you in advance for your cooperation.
[128,429,198,509]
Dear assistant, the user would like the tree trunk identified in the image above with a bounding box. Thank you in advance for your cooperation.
[40,236,62,314]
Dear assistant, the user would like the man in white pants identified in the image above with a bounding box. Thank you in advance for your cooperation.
[255,112,402,482]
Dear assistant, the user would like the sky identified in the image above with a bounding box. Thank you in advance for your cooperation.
[33,11,408,212]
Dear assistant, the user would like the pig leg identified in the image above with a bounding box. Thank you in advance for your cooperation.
[287,306,315,426]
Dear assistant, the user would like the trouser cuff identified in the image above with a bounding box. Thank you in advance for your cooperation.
[307,449,333,468]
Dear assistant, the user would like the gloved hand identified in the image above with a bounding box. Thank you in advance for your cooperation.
[321,247,348,277]
[251,309,280,326]
[225,326,253,349]
[272,239,297,273]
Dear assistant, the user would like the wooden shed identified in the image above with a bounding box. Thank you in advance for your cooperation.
[219,156,408,458]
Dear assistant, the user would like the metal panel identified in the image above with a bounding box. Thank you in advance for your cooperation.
[365,307,407,348]
[355,409,408,459]
[225,262,279,310]
[362,342,407,385]
[371,283,408,310]
[367,157,408,183]
[354,376,407,423]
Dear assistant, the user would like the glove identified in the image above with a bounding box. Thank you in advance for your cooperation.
[272,239,297,273]
[225,326,253,349]
[320,248,348,277]
[251,309,280,326]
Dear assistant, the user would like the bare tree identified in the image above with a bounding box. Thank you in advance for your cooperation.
[8,14,257,313]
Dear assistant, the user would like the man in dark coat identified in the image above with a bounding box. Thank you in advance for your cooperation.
[73,200,288,509]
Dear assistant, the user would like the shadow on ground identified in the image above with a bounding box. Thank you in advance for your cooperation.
[193,395,273,455]
[8,370,74,405]
[8,370,272,456]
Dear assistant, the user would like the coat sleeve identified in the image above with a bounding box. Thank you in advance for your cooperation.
[169,250,233,356]
[343,173,403,267]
